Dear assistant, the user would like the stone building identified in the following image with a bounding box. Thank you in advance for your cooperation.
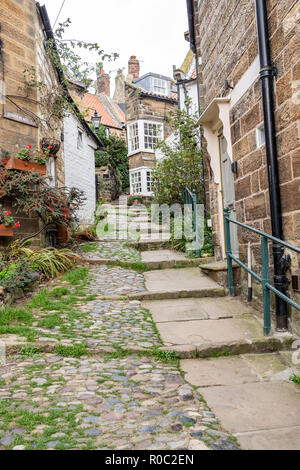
[186,0,300,332]
[79,67,126,140]
[0,1,101,242]
[125,56,178,196]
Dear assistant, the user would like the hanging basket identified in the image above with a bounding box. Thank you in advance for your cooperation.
[0,224,13,237]
[5,157,46,175]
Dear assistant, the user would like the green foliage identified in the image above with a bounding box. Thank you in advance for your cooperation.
[95,126,129,191]
[0,165,86,228]
[94,150,110,167]
[54,342,88,358]
[290,375,300,387]
[60,267,88,285]
[0,260,33,292]
[153,101,204,206]
[79,242,99,253]
[127,195,143,205]
[29,248,77,279]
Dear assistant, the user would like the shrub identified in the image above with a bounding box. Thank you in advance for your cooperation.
[29,248,78,279]
[152,100,204,206]
[0,259,33,292]
[127,194,143,206]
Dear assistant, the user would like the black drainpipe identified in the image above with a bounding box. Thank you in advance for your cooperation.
[255,0,290,330]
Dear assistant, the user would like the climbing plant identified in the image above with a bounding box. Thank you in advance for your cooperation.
[95,125,129,191]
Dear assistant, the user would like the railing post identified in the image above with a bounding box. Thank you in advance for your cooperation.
[224,207,235,296]
[193,189,200,257]
[261,236,271,335]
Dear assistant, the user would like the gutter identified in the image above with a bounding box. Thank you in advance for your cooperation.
[37,3,103,149]
[255,0,290,330]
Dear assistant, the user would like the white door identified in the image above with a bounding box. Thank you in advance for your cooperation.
[219,133,239,258]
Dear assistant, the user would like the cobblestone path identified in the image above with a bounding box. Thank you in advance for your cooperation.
[0,202,238,450]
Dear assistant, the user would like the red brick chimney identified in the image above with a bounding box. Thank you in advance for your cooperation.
[96,66,110,96]
[128,56,140,80]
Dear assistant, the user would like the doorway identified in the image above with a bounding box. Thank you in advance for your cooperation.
[219,131,239,258]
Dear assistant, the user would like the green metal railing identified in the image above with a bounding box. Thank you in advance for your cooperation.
[184,187,200,257]
[224,207,300,336]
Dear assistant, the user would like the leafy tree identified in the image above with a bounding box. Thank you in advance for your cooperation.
[152,101,204,205]
[94,125,129,191]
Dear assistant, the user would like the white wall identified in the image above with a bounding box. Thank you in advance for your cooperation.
[64,114,97,225]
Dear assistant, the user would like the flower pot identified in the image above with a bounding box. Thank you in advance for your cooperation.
[57,225,71,244]
[5,157,46,175]
[0,224,13,237]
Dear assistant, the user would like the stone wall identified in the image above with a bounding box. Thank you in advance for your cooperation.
[0,0,64,244]
[96,164,122,202]
[193,0,300,332]
[125,84,178,173]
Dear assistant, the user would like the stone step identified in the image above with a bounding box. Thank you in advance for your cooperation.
[129,267,225,300]
[200,260,240,287]
[180,352,300,450]
[141,250,215,269]
[129,239,171,251]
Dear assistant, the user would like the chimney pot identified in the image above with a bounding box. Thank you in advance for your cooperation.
[96,66,110,97]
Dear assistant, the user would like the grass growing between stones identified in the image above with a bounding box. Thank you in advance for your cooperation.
[108,261,151,274]
[54,342,88,358]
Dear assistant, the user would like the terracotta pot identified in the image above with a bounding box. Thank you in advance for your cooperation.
[57,225,71,244]
[0,224,13,237]
[5,157,46,175]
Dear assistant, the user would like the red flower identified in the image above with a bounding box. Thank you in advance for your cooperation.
[48,145,53,149]
[15,222,20,228]
[27,144,32,149]
[4,211,11,217]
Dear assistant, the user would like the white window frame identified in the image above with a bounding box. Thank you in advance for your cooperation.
[128,122,139,153]
[256,124,266,148]
[129,167,154,196]
[127,120,164,156]
[152,78,167,96]
[130,170,142,194]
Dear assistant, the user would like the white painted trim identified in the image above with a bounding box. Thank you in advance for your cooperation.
[230,56,260,107]
[127,119,164,156]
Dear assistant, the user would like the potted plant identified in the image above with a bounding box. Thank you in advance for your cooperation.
[5,144,52,175]
[0,207,20,237]
[127,194,143,206]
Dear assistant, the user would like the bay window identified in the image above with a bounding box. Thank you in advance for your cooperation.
[127,120,164,155]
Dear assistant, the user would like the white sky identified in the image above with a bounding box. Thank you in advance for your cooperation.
[42,0,190,94]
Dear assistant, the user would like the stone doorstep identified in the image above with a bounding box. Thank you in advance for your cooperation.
[3,335,297,359]
[128,287,226,301]
[200,261,240,272]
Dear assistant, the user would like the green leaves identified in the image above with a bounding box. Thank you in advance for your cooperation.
[153,101,204,206]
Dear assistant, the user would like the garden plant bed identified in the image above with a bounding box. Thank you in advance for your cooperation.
[5,157,46,175]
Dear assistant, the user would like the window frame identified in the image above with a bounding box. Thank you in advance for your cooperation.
[127,120,164,156]
[152,78,168,96]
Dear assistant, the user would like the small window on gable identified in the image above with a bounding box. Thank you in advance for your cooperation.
[77,130,83,149]
[152,78,167,96]
[256,125,265,148]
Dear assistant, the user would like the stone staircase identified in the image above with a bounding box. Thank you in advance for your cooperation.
[127,203,300,450]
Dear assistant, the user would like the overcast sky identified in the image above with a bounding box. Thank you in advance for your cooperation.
[42,0,189,94]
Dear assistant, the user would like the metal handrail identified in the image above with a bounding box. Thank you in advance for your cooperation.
[184,187,200,257]
[224,207,300,336]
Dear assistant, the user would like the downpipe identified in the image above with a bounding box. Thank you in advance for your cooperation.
[255,0,290,330]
